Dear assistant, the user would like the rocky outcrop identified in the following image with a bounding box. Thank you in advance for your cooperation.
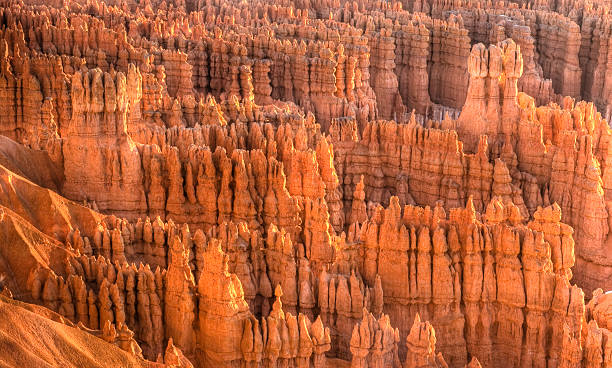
[369,28,406,120]
[332,37,612,293]
[536,13,582,99]
[350,309,400,368]
[4,1,612,368]
[429,17,471,111]
[165,236,196,358]
[337,196,582,367]
[240,286,331,368]
[197,239,250,366]
[456,39,523,152]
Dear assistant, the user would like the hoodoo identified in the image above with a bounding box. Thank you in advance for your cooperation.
[1,0,612,367]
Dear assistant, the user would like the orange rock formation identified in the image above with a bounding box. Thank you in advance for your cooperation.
[2,0,612,367]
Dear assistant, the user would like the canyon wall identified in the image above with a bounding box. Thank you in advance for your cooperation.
[1,0,612,367]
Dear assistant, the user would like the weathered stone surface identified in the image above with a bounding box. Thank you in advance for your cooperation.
[3,1,612,368]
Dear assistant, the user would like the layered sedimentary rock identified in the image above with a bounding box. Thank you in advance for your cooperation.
[337,196,583,367]
[369,28,406,120]
[3,0,612,368]
[332,36,612,293]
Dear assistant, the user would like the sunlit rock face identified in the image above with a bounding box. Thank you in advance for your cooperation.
[3,0,612,367]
